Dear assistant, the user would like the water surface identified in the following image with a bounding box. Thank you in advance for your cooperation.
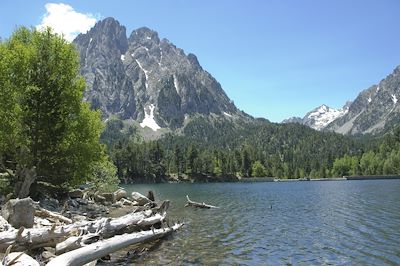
[111,180,400,265]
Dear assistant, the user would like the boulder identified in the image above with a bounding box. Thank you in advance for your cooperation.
[1,197,35,228]
[101,193,116,203]
[131,192,151,206]
[69,189,84,199]
[76,198,88,206]
[114,188,127,201]
[3,252,40,266]
[39,198,59,211]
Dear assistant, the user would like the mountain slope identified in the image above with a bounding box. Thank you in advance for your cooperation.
[326,66,400,135]
[73,17,241,131]
[283,103,350,131]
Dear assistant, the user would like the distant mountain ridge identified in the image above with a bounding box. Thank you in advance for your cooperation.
[284,66,400,135]
[326,66,400,135]
[74,17,400,136]
[73,17,242,131]
[283,103,350,131]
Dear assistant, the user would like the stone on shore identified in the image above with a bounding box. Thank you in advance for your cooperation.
[3,252,40,266]
[131,192,151,205]
[1,197,35,228]
[101,192,116,203]
[114,188,127,201]
[69,189,84,199]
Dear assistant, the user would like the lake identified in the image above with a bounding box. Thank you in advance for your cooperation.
[113,180,400,265]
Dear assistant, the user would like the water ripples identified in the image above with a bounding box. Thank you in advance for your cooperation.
[112,180,400,265]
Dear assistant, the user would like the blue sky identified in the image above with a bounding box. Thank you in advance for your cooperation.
[1,0,400,122]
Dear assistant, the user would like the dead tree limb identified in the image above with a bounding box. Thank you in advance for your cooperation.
[185,195,218,209]
[0,207,167,252]
[46,223,184,266]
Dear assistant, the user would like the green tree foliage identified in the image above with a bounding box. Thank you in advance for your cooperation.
[332,126,400,176]
[251,161,267,177]
[105,115,375,182]
[0,27,117,194]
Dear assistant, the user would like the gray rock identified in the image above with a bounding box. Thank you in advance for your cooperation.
[68,199,80,209]
[131,192,151,206]
[69,189,84,199]
[1,197,35,228]
[101,193,116,203]
[76,198,88,206]
[114,188,127,201]
[39,198,60,211]
[41,250,55,261]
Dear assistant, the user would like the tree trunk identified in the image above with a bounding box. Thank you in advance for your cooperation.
[0,208,167,252]
[47,224,183,266]
[14,166,36,199]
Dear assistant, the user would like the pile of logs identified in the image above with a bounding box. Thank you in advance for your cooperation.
[0,190,183,266]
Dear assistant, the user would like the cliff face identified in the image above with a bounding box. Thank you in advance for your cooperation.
[326,66,400,135]
[73,17,239,130]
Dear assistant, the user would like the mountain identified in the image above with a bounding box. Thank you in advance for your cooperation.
[284,66,400,135]
[73,17,241,131]
[326,66,400,135]
[283,103,350,131]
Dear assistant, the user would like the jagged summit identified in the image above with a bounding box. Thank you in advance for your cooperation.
[284,65,400,135]
[73,17,240,131]
[283,104,349,131]
[326,65,400,134]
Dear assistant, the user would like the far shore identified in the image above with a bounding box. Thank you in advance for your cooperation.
[239,175,400,182]
[139,175,400,184]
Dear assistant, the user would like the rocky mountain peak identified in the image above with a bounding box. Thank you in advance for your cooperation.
[78,17,128,53]
[283,103,349,131]
[73,17,240,132]
[129,27,160,45]
[326,65,400,135]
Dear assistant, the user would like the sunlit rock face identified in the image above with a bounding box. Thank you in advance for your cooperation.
[74,17,239,130]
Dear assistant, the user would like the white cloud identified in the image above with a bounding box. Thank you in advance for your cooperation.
[37,3,98,42]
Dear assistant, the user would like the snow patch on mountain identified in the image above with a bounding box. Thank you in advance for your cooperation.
[392,94,398,105]
[304,104,349,131]
[135,59,149,89]
[223,112,233,117]
[140,104,161,131]
[173,74,179,93]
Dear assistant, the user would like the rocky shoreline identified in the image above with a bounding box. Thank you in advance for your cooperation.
[0,188,183,265]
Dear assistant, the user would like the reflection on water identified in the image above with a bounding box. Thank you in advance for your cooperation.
[103,180,400,265]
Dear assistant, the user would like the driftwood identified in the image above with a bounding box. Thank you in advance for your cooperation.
[0,189,182,266]
[185,195,219,209]
[0,205,167,252]
[35,206,72,224]
[47,223,183,266]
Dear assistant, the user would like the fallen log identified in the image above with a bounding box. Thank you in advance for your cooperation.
[0,204,168,252]
[35,206,72,224]
[46,223,183,266]
[185,195,219,209]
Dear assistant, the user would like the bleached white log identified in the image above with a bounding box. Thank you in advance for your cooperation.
[35,207,72,224]
[47,223,183,266]
[185,195,218,209]
[0,208,166,252]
